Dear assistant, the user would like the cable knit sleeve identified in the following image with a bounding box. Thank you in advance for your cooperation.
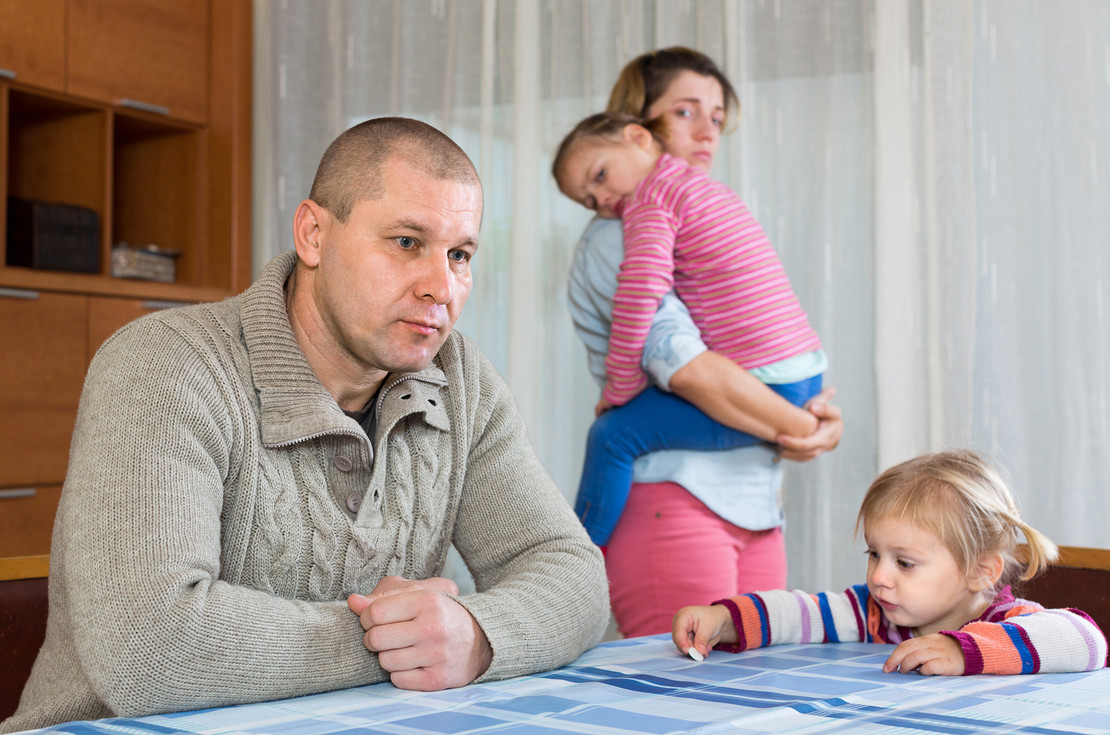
[52,317,386,717]
[444,340,609,681]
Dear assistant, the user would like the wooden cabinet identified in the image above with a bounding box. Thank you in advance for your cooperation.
[0,0,251,556]
[0,0,207,124]
[68,0,209,125]
[0,0,66,93]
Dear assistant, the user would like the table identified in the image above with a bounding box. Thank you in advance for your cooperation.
[22,635,1110,734]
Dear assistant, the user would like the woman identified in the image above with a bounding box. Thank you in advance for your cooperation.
[566,47,842,637]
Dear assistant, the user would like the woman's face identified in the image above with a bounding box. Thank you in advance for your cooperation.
[644,70,726,173]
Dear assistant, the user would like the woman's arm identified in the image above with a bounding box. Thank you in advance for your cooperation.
[644,292,842,457]
[668,351,817,440]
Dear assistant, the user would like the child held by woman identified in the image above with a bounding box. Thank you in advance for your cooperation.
[553,112,827,547]
[672,450,1107,675]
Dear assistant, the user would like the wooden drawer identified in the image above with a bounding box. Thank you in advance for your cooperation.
[0,485,62,556]
[0,289,87,487]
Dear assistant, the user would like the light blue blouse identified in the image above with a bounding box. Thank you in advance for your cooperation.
[566,217,785,531]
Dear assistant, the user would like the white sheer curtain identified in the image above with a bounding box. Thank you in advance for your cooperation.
[253,0,1110,594]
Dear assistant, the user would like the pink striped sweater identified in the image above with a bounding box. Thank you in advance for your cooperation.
[604,153,821,405]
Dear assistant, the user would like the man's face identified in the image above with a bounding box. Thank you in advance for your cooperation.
[310,158,481,380]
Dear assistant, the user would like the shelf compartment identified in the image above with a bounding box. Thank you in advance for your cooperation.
[6,89,109,250]
[112,112,203,286]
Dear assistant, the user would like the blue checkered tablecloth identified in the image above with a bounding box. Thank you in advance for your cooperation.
[20,635,1110,734]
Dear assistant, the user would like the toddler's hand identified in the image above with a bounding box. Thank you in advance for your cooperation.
[883,633,965,676]
[672,604,736,659]
[594,396,613,417]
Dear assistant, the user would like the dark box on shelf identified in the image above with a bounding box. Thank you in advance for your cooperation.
[6,197,101,273]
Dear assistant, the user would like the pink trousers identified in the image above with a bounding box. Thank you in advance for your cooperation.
[605,481,787,638]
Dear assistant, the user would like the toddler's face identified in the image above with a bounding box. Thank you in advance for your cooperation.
[864,515,986,636]
[558,136,657,219]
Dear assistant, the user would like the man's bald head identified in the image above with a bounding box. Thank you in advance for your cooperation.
[309,117,481,222]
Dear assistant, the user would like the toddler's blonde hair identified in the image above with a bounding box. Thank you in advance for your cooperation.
[855,449,1057,588]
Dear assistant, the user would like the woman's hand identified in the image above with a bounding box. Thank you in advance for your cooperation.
[776,388,842,462]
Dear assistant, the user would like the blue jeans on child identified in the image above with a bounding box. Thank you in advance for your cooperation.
[574,373,823,547]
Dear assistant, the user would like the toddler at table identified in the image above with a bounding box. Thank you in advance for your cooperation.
[673,449,1108,675]
[553,112,826,547]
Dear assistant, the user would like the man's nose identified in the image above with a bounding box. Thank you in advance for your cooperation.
[417,253,455,305]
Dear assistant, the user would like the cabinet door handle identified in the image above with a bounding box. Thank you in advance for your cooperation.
[0,287,39,300]
[119,98,170,116]
[0,68,15,79]
[0,489,37,499]
[141,300,189,311]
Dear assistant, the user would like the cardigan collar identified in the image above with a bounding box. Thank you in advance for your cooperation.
[240,251,448,447]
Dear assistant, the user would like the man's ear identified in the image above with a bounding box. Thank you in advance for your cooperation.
[968,552,1005,592]
[293,199,329,268]
[622,123,656,151]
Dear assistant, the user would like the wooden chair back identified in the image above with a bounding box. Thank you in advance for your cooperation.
[0,555,50,722]
[1017,545,1110,639]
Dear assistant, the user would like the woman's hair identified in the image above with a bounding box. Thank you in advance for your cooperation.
[550,111,662,187]
[606,46,740,130]
[855,449,1058,588]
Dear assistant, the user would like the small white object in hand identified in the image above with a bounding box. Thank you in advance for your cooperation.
[687,647,704,662]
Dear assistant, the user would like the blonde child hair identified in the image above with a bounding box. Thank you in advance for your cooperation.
[855,449,1058,589]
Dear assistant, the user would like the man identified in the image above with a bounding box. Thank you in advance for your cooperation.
[3,118,609,733]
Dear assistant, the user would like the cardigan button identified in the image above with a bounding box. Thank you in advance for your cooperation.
[345,492,362,513]
[333,455,354,472]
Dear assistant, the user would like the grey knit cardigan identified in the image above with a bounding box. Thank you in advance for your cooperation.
[3,252,609,732]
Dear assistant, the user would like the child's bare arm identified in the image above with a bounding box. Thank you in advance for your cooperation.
[668,350,818,440]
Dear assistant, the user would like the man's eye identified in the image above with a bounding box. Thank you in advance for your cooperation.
[448,250,471,263]
[397,236,417,249]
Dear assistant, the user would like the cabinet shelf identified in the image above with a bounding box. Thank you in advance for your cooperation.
[3,86,213,290]
[0,266,231,303]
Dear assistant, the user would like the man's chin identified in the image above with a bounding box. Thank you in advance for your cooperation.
[383,346,445,375]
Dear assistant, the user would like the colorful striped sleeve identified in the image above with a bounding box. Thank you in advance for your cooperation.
[943,602,1107,675]
[712,586,873,653]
